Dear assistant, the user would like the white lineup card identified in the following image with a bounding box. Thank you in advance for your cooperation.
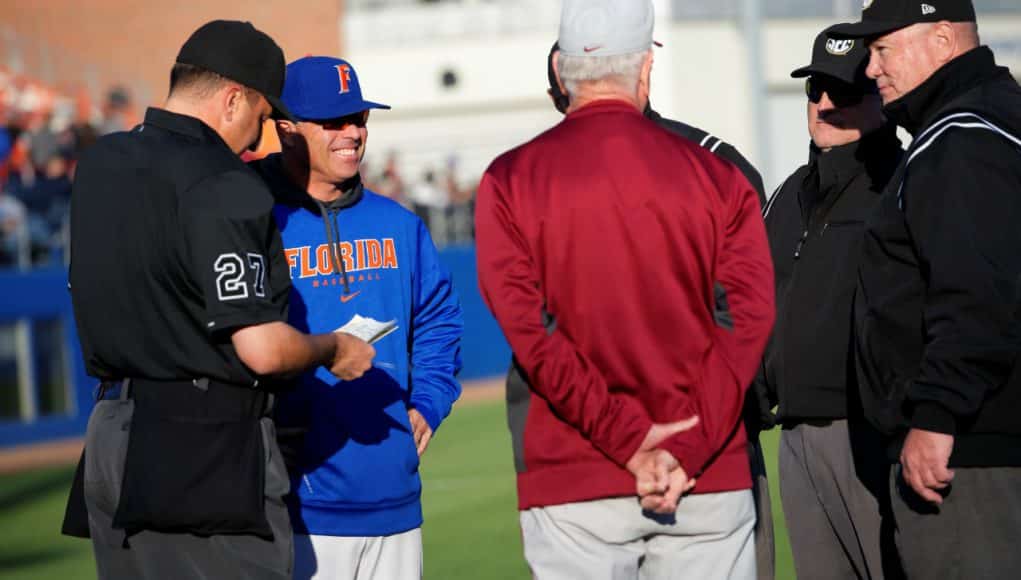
[334,314,398,345]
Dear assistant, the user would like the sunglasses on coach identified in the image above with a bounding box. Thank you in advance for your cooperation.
[805,76,867,108]
[312,110,370,131]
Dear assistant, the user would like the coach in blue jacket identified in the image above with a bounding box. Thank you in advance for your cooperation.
[251,56,464,580]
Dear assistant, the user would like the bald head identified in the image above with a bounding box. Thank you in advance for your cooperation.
[865,20,981,104]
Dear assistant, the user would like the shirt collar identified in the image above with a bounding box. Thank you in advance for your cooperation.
[565,99,644,120]
[143,107,234,152]
[883,46,1002,136]
[804,124,901,211]
[818,125,894,186]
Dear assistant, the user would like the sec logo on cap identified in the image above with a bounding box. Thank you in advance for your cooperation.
[826,39,855,55]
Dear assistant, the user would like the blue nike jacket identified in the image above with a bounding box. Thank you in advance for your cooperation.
[253,154,463,537]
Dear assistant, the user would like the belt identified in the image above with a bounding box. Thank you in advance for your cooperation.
[95,377,274,415]
[95,378,211,401]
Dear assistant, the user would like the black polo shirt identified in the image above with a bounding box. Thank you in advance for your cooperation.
[69,107,289,386]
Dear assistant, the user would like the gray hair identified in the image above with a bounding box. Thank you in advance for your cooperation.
[557,50,648,98]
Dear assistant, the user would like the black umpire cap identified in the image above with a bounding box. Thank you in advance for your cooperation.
[829,0,976,40]
[176,20,296,122]
[791,25,872,88]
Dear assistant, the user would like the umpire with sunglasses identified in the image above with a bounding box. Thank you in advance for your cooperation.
[755,25,904,580]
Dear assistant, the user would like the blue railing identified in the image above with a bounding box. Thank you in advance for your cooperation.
[0,247,511,449]
[0,267,93,447]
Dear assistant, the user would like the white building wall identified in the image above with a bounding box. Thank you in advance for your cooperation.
[344,5,1021,192]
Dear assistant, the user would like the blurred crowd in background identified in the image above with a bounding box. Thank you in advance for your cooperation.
[360,152,476,249]
[0,67,138,269]
[0,67,476,270]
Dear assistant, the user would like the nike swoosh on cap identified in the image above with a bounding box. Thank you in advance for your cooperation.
[583,45,603,53]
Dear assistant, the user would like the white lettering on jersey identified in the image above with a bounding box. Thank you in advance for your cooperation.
[214,253,249,301]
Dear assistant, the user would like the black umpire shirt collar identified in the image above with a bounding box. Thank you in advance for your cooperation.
[801,124,899,217]
[883,46,1000,135]
[817,124,899,191]
[143,107,234,152]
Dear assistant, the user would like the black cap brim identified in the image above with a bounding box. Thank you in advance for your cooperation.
[790,66,859,86]
[790,65,816,79]
[788,66,861,89]
[286,102,393,123]
[828,20,910,40]
[266,93,297,123]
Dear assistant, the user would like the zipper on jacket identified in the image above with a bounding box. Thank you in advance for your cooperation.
[793,229,809,260]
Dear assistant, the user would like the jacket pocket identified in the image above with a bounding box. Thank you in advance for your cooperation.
[298,402,421,506]
[856,314,911,434]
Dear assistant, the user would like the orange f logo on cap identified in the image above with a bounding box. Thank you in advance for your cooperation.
[335,64,352,94]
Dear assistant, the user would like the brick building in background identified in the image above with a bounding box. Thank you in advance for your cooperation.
[0,0,343,107]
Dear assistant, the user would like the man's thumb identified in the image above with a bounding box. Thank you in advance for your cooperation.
[662,416,699,438]
[645,416,700,448]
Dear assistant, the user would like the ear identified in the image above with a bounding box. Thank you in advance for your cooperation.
[930,21,957,64]
[551,51,568,97]
[223,84,246,122]
[275,120,299,147]
[275,119,296,135]
[640,50,654,88]
[638,50,654,102]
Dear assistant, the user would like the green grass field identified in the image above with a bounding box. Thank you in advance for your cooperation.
[0,401,794,579]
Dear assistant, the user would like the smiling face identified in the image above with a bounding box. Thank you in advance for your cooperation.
[296,110,370,186]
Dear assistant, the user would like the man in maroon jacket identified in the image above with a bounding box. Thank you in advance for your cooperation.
[475,1,774,578]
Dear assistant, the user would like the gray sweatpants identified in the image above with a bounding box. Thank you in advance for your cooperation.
[891,465,1021,580]
[84,397,293,579]
[779,420,901,580]
[520,490,756,580]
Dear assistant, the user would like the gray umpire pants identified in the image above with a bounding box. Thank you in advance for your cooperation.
[749,438,775,580]
[83,393,293,579]
[891,465,1021,580]
[520,490,756,580]
[779,420,901,580]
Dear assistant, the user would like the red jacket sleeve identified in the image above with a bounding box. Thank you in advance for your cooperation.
[659,172,775,476]
[474,165,653,468]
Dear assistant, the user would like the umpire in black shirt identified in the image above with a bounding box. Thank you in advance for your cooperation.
[65,21,375,579]
[756,26,904,580]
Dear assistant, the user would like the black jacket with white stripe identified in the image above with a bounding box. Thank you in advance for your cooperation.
[646,108,766,206]
[855,46,1021,466]
[757,128,902,425]
[643,109,770,437]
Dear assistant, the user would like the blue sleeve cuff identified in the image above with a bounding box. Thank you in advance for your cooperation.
[411,398,443,432]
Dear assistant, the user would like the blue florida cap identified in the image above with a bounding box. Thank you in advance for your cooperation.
[281,56,391,121]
